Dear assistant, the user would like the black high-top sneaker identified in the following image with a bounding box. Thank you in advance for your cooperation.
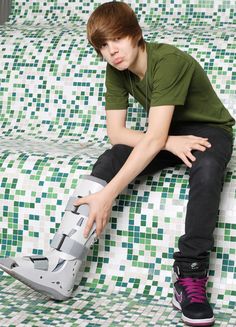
[172,262,215,326]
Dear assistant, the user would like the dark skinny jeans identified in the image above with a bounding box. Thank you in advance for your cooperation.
[91,124,233,267]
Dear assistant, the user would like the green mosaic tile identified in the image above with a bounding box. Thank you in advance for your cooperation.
[0,278,235,326]
[5,0,236,28]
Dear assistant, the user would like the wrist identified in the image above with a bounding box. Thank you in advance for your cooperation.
[103,186,118,202]
[164,135,173,151]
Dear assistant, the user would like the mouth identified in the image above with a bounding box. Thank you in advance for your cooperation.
[113,58,123,65]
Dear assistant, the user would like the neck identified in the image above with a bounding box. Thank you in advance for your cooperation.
[128,44,147,80]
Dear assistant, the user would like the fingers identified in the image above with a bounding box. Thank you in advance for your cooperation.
[73,197,86,207]
[188,143,207,152]
[73,196,94,238]
[84,213,108,238]
[84,218,105,238]
[95,216,103,238]
[73,192,112,239]
[172,135,213,168]
[182,137,211,168]
[198,139,211,149]
[188,136,211,150]
[84,212,96,238]
[180,153,193,168]
[186,150,196,162]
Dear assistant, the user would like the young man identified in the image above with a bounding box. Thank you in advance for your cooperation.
[0,2,234,326]
[83,2,234,326]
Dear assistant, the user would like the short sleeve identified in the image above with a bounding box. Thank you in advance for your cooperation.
[150,54,195,107]
[105,64,129,110]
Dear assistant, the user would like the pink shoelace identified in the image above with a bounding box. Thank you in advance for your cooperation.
[178,277,208,303]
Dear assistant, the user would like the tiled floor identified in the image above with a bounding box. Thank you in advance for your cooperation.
[0,275,236,327]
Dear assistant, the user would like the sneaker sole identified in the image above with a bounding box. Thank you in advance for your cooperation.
[172,297,215,326]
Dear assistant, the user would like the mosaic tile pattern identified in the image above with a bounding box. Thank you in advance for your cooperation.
[0,278,236,326]
[6,0,236,27]
[0,0,236,325]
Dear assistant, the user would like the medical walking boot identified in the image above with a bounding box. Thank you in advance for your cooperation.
[0,175,107,301]
[172,262,215,326]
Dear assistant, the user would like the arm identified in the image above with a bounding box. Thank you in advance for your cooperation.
[104,105,175,199]
[75,105,174,237]
[106,109,145,147]
[106,109,211,167]
[76,105,211,237]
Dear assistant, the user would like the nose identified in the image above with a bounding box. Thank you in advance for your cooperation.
[108,41,118,56]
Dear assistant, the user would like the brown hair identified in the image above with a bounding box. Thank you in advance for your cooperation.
[87,1,145,56]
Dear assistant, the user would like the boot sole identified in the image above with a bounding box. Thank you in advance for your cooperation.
[0,263,71,301]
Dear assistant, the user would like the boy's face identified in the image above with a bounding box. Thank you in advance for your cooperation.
[100,36,140,71]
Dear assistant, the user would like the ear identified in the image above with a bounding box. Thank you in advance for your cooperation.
[130,34,140,48]
[137,33,144,48]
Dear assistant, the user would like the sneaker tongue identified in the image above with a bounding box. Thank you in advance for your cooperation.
[180,270,207,278]
[175,262,208,278]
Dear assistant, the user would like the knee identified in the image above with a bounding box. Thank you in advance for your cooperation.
[191,154,224,186]
[100,144,131,166]
[110,143,131,156]
[93,148,114,168]
[91,149,115,183]
[91,144,131,182]
[96,144,130,162]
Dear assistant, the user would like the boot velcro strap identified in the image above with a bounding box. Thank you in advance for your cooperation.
[65,196,89,216]
[51,233,88,259]
[29,256,49,271]
[65,197,79,213]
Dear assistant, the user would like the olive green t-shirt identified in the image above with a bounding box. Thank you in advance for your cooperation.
[105,42,235,135]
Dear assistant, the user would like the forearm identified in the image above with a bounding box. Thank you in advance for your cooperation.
[109,127,145,147]
[110,127,176,149]
[103,135,165,199]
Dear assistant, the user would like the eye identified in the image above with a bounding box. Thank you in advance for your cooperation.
[101,42,108,49]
